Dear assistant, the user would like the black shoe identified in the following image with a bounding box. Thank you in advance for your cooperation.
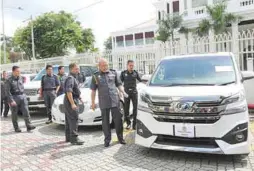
[70,137,84,145]
[66,138,70,142]
[119,140,126,145]
[27,125,36,132]
[15,128,22,133]
[45,120,53,124]
[104,142,110,147]
[3,115,8,118]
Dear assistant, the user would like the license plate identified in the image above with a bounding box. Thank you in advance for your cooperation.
[174,124,195,138]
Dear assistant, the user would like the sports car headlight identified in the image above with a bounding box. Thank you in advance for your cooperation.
[221,91,247,115]
[138,91,153,113]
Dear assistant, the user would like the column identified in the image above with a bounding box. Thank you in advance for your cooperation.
[179,0,185,15]
[123,35,126,47]
[114,36,117,48]
[188,32,193,54]
[232,22,239,68]
[170,1,173,14]
[111,36,114,50]
[133,33,136,46]
[187,0,192,16]
[208,0,213,5]
[143,32,146,46]
[209,29,215,53]
[179,33,187,55]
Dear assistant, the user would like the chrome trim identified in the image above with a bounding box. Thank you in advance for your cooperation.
[151,143,223,154]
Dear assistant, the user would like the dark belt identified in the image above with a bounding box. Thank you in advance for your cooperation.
[43,88,56,91]
[11,92,24,95]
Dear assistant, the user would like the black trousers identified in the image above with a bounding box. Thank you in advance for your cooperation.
[43,91,57,120]
[124,92,138,128]
[1,97,9,117]
[101,107,123,143]
[10,95,32,129]
[64,98,79,141]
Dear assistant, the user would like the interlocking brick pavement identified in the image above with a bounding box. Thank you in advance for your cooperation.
[1,115,254,171]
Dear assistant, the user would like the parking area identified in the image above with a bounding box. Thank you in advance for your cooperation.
[1,114,254,171]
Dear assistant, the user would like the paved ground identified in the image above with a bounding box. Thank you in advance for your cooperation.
[1,114,254,171]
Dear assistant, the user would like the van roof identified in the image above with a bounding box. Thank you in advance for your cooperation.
[163,52,233,60]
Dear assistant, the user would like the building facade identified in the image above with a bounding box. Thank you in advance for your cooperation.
[111,0,254,51]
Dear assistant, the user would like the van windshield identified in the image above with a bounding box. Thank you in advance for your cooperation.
[150,56,236,86]
[33,66,69,81]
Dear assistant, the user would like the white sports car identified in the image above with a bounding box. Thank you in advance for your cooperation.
[52,76,144,126]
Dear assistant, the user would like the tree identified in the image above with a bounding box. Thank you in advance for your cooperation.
[196,1,241,36]
[13,11,96,59]
[104,37,112,50]
[76,28,96,53]
[156,14,183,42]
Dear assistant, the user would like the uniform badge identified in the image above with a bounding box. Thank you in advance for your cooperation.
[125,74,127,76]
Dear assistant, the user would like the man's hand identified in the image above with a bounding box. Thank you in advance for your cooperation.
[123,92,129,98]
[91,102,96,111]
[10,101,17,106]
[71,104,78,110]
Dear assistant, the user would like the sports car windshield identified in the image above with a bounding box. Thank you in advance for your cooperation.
[150,56,236,86]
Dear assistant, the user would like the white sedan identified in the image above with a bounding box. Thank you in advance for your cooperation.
[52,76,142,126]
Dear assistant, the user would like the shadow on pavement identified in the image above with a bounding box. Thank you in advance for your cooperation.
[49,144,105,160]
[23,141,72,156]
[37,123,103,138]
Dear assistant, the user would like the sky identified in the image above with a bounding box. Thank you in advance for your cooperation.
[1,0,156,50]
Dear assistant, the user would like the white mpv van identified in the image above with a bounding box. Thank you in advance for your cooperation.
[136,53,254,155]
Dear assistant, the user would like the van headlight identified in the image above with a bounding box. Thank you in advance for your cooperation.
[221,91,247,115]
[138,91,153,113]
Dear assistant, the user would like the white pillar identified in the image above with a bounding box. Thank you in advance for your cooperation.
[188,32,193,54]
[114,36,117,48]
[232,22,239,67]
[179,34,187,55]
[111,37,114,50]
[208,0,213,5]
[143,32,146,45]
[187,0,192,16]
[179,0,185,14]
[209,29,215,53]
[133,34,136,46]
[170,1,173,14]
[123,35,126,47]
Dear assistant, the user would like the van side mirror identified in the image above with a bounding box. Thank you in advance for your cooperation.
[241,71,254,82]
[141,75,151,83]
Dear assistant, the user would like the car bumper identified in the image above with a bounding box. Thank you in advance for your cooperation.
[135,110,251,155]
[27,95,44,105]
[52,104,104,126]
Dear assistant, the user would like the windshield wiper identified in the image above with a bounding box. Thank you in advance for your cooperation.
[218,81,236,86]
[161,83,215,87]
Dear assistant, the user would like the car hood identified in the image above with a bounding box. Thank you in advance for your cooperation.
[24,81,41,89]
[141,84,243,102]
[54,88,98,104]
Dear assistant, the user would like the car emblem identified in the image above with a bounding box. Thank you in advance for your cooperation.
[174,102,193,112]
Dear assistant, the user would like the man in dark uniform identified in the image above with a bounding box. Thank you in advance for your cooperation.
[41,65,60,124]
[120,60,142,130]
[1,71,9,117]
[6,66,36,132]
[57,66,67,96]
[64,63,84,145]
[91,58,128,147]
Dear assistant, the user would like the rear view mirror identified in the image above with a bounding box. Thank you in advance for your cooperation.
[241,71,254,81]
